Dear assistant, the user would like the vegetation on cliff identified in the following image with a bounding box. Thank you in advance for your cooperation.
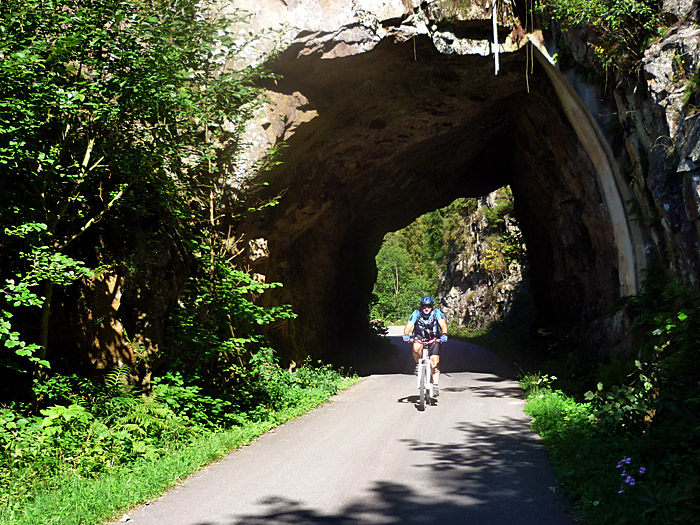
[537,0,662,72]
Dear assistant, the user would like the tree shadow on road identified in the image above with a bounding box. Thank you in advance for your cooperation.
[189,416,573,525]
[439,374,524,399]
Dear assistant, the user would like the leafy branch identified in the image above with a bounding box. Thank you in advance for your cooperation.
[0,0,272,378]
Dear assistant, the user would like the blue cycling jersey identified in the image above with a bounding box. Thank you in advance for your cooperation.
[408,309,445,324]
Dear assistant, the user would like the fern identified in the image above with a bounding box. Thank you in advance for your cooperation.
[103,364,133,394]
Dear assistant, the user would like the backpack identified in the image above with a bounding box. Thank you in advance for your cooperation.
[415,309,438,337]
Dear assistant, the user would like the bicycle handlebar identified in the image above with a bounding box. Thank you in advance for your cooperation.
[405,337,439,345]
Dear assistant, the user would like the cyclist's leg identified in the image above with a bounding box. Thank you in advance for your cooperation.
[429,342,440,385]
[430,355,440,384]
[412,341,422,363]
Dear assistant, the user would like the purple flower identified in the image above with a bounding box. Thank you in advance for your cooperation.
[617,457,632,468]
[616,457,644,493]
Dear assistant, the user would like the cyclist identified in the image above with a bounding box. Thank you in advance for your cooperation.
[402,296,448,396]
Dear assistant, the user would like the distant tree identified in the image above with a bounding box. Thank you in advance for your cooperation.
[371,231,436,322]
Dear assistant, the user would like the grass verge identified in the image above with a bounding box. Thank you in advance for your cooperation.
[520,374,700,524]
[4,379,359,525]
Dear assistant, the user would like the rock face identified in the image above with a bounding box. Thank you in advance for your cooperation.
[552,2,700,286]
[638,15,700,283]
[228,0,700,364]
[438,190,528,331]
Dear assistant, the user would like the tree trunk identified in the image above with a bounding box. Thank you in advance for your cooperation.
[34,280,54,380]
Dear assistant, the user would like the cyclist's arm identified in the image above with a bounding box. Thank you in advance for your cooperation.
[436,310,448,335]
[438,318,448,336]
[404,310,418,336]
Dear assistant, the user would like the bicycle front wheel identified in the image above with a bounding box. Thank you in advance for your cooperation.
[418,365,427,411]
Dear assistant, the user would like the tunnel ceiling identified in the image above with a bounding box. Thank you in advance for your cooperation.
[234,14,626,364]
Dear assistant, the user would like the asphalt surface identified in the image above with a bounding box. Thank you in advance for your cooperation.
[117,330,574,525]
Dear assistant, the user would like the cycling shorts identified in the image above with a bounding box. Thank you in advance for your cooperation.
[415,338,440,357]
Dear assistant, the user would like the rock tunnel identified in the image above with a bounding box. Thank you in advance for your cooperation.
[235,19,647,366]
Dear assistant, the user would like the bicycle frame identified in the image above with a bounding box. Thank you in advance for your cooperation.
[408,337,438,410]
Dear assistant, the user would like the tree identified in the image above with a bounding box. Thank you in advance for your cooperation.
[0,0,270,380]
[371,232,436,322]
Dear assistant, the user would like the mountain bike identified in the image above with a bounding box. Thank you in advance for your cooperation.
[407,337,439,411]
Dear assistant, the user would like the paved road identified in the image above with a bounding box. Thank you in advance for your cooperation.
[119,332,573,524]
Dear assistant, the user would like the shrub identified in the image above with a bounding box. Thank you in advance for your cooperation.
[538,0,662,72]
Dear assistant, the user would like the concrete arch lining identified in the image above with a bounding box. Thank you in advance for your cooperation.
[527,34,645,296]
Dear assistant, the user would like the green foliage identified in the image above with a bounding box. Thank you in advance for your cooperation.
[522,274,700,523]
[151,371,233,428]
[1,231,91,370]
[522,377,700,524]
[368,318,389,336]
[370,231,437,322]
[1,360,356,521]
[524,385,593,438]
[682,70,700,112]
[605,275,700,433]
[167,256,297,414]
[520,371,559,395]
[0,0,269,376]
[538,0,662,72]
[481,188,525,277]
[482,191,514,234]
[583,350,664,433]
[441,197,478,243]
[0,310,44,370]
[482,232,525,277]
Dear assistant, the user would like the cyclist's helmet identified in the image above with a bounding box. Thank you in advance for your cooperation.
[419,296,434,308]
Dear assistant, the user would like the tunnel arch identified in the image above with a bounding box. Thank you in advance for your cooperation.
[236,34,646,365]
